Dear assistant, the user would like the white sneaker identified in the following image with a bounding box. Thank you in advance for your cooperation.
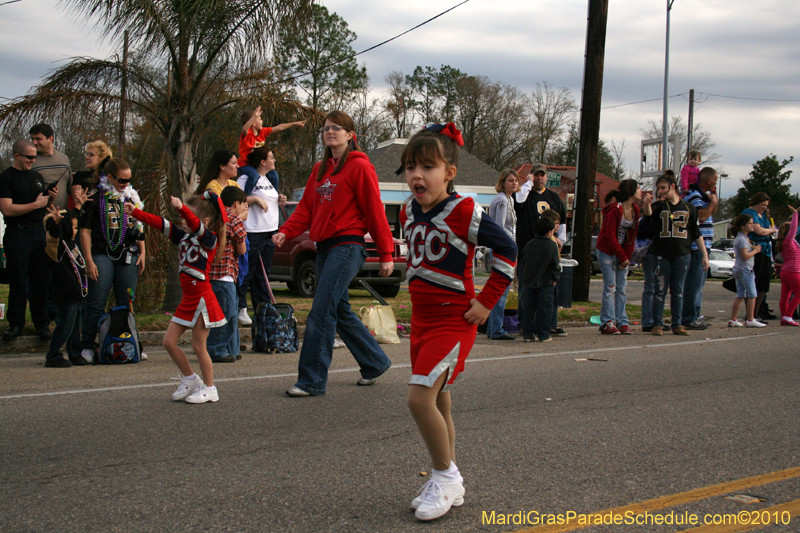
[172,374,203,401]
[140,352,148,361]
[411,479,464,510]
[415,480,465,521]
[333,338,345,349]
[238,307,252,326]
[745,319,766,328]
[728,320,743,327]
[185,384,219,404]
[81,348,94,364]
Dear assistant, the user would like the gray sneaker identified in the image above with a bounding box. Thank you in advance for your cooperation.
[684,321,707,330]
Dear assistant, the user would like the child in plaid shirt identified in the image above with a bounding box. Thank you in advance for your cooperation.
[207,186,249,362]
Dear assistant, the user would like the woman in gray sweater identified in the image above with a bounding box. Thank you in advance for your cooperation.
[486,169,520,340]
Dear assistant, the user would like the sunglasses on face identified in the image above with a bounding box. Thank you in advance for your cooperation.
[15,153,36,161]
[318,125,344,133]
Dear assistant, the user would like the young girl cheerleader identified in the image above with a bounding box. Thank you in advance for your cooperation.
[775,206,800,326]
[123,192,227,403]
[399,124,517,521]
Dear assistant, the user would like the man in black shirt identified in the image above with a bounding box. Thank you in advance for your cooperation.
[641,174,708,336]
[514,163,568,337]
[0,140,55,340]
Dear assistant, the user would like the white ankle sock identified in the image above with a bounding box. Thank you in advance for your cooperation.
[783,316,793,322]
[432,462,460,483]
[182,373,198,383]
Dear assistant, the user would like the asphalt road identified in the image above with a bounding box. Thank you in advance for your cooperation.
[1,288,798,533]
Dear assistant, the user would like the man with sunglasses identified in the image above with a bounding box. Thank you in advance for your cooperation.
[30,123,72,210]
[0,140,57,341]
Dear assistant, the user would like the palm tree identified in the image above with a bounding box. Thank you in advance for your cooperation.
[0,0,316,309]
[0,0,314,198]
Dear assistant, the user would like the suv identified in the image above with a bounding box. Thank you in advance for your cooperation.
[270,203,408,298]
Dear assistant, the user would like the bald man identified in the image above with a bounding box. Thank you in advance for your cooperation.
[0,139,56,341]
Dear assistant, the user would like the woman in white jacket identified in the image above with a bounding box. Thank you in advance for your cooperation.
[486,169,519,340]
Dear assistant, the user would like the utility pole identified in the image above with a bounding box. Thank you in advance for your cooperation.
[118,30,129,158]
[686,88,694,157]
[573,0,609,302]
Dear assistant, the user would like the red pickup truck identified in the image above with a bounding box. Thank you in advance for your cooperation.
[270,203,407,298]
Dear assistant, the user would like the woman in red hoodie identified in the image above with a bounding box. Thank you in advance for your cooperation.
[274,110,395,396]
[596,179,642,335]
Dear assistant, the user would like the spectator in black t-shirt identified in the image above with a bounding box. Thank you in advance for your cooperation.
[0,140,57,341]
[43,205,88,367]
[514,163,568,338]
[640,173,708,336]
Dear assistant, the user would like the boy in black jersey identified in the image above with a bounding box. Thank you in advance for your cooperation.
[641,174,708,336]
[43,205,87,367]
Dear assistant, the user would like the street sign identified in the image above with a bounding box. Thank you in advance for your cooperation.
[546,172,561,188]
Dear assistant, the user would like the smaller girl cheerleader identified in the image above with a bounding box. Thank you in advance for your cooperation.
[775,206,800,326]
[124,192,227,403]
[400,124,517,520]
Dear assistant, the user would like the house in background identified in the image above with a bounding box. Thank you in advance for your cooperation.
[514,164,621,234]
[368,138,501,238]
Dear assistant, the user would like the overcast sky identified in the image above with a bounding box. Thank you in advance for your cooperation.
[1,0,798,198]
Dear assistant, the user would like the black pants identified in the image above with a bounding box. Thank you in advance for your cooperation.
[4,224,52,329]
[237,231,276,310]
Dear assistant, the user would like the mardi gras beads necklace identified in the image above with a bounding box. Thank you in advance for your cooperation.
[97,173,144,251]
[63,241,89,297]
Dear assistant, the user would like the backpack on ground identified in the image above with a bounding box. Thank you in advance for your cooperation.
[252,301,299,353]
[251,256,299,353]
[97,305,141,364]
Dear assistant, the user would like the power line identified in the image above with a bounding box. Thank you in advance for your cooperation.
[697,92,800,103]
[235,0,471,95]
[602,93,686,110]
[0,0,23,6]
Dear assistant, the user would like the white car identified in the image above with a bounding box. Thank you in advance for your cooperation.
[708,249,734,278]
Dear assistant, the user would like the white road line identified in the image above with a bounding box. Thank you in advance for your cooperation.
[0,333,780,400]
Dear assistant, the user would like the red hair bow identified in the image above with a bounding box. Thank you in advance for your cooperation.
[425,122,464,147]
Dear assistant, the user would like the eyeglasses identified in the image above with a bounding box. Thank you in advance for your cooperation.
[85,152,97,158]
[15,153,36,160]
[318,125,344,133]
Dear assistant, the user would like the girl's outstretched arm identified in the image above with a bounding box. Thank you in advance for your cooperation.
[125,202,186,246]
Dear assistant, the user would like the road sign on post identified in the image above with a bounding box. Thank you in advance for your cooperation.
[546,172,562,188]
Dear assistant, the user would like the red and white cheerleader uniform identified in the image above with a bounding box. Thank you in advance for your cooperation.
[131,205,227,328]
[400,193,517,389]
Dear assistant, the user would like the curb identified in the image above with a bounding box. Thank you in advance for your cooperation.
[0,321,601,353]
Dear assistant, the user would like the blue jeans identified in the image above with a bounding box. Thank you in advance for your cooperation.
[237,232,275,310]
[648,253,691,330]
[641,254,656,328]
[521,284,555,341]
[598,250,629,326]
[680,249,707,325]
[295,244,392,395]
[82,251,139,349]
[208,280,240,359]
[486,285,510,338]
[46,301,82,363]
